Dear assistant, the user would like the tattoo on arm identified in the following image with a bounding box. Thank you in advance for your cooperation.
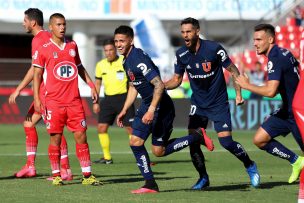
[150,76,165,106]
[226,63,241,91]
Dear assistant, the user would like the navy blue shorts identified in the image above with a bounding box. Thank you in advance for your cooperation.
[188,103,232,132]
[132,94,175,146]
[261,111,304,151]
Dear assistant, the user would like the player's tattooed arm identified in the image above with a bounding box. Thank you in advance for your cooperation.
[226,63,244,105]
[149,76,165,111]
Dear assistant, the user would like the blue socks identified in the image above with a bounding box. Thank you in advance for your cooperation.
[219,136,252,168]
[130,145,154,180]
[260,139,298,164]
[164,134,200,156]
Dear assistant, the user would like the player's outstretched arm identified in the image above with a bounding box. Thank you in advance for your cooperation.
[33,66,43,113]
[164,74,183,90]
[226,63,244,105]
[9,65,34,104]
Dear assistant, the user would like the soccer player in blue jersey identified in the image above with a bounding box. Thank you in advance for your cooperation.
[236,23,304,183]
[114,25,213,194]
[165,17,260,189]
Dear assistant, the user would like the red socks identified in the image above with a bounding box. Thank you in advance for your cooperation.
[48,145,60,177]
[76,143,91,177]
[24,127,38,167]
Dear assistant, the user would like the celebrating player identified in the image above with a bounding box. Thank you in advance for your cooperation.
[33,13,100,186]
[236,23,304,183]
[165,17,260,189]
[114,25,213,194]
[93,38,135,164]
[9,8,72,180]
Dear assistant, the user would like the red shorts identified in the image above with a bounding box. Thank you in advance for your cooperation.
[44,102,87,134]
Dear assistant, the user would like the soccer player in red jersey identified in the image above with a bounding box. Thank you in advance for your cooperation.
[33,13,101,186]
[294,30,304,203]
[8,8,72,180]
[293,30,304,144]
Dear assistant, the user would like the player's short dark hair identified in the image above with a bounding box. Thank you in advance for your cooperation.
[181,17,200,29]
[24,8,43,26]
[49,13,65,22]
[114,25,134,38]
[254,24,275,37]
[103,38,115,47]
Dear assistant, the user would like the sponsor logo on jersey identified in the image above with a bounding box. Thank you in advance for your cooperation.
[267,61,274,73]
[188,71,214,79]
[69,49,76,57]
[46,122,51,129]
[137,63,151,76]
[202,62,211,72]
[217,49,227,62]
[53,61,78,81]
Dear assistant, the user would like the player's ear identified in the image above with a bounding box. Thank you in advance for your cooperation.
[196,29,200,36]
[130,37,134,45]
[268,36,275,44]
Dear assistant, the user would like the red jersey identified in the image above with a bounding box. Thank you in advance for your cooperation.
[32,30,51,98]
[33,38,82,106]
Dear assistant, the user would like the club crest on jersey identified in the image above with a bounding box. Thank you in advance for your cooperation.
[53,52,58,59]
[195,63,199,69]
[53,61,78,81]
[127,70,135,81]
[202,62,211,72]
[69,49,76,57]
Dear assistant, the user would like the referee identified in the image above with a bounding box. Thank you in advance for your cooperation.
[93,39,135,164]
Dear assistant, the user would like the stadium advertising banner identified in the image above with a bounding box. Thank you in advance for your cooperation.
[0,95,282,130]
[0,0,283,21]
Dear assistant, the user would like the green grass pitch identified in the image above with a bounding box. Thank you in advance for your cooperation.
[0,124,301,202]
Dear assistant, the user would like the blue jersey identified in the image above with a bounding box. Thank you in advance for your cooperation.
[174,39,232,109]
[123,46,162,105]
[267,45,299,118]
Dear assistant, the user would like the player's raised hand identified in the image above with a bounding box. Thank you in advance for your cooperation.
[116,110,126,128]
[8,90,20,104]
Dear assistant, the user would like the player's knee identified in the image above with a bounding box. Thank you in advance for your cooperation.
[129,136,144,146]
[152,146,165,157]
[23,120,35,128]
[97,124,108,133]
[74,131,87,144]
[253,135,264,148]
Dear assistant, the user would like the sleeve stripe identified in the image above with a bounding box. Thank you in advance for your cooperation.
[33,64,44,68]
